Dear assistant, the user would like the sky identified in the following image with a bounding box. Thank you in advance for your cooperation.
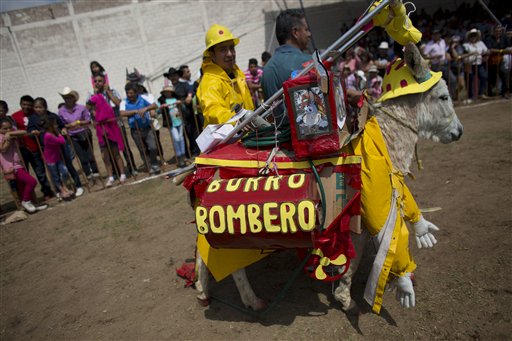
[0,0,64,13]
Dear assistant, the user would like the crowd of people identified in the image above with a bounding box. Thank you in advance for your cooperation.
[338,1,511,101]
[1,1,510,215]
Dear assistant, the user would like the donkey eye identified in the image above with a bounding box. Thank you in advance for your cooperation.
[439,95,449,101]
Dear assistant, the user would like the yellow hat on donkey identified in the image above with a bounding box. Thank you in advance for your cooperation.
[378,58,442,102]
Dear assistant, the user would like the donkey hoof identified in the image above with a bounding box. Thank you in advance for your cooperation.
[342,301,361,316]
[255,298,268,311]
[247,298,267,311]
[196,296,211,307]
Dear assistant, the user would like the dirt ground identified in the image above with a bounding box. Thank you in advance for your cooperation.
[0,100,510,340]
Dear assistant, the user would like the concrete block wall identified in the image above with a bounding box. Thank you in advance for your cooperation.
[1,0,464,111]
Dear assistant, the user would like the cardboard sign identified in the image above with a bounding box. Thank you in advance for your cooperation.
[195,174,320,249]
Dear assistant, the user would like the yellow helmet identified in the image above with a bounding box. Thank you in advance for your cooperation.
[204,24,239,53]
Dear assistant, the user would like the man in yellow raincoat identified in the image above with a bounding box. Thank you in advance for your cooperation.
[195,24,270,292]
[197,24,254,126]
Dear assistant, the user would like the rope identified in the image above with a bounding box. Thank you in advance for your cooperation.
[241,126,291,148]
[210,252,311,317]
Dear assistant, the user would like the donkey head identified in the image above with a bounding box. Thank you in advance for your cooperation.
[404,43,463,144]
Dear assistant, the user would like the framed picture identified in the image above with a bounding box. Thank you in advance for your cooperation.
[287,83,334,140]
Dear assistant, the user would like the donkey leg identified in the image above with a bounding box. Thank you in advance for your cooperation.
[334,230,369,312]
[195,253,210,306]
[232,268,267,311]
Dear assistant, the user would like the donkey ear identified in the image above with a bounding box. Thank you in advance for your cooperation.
[404,42,430,80]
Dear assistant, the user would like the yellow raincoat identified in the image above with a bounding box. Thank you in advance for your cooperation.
[344,115,421,314]
[197,58,254,126]
[195,57,263,281]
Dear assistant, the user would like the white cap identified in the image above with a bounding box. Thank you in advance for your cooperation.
[378,41,389,49]
[355,70,366,81]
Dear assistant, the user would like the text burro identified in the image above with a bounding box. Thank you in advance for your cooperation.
[195,174,320,236]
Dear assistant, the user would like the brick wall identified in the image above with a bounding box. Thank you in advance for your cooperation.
[0,0,462,111]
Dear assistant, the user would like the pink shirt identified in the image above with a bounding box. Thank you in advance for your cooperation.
[43,133,65,164]
[0,133,23,173]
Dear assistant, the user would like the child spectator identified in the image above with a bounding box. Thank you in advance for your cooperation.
[0,100,16,128]
[29,97,84,197]
[42,116,74,199]
[244,58,264,107]
[88,94,126,187]
[90,61,109,89]
[0,118,48,213]
[158,86,186,168]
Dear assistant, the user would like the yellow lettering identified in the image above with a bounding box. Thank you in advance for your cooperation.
[195,206,209,234]
[207,179,222,193]
[298,200,316,231]
[226,204,246,235]
[263,202,281,232]
[226,178,243,192]
[243,177,263,192]
[280,202,297,233]
[264,176,281,191]
[247,204,263,233]
[209,205,225,234]
[288,174,305,189]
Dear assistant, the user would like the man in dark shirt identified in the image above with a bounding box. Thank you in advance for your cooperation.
[485,25,511,98]
[261,9,312,126]
[166,67,201,156]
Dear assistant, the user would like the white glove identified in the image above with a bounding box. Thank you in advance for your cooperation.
[413,215,440,249]
[388,272,415,308]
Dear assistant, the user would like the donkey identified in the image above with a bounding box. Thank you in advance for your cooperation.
[195,42,463,312]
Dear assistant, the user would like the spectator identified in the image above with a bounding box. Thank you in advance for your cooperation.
[0,100,16,128]
[41,116,74,199]
[261,9,312,125]
[338,48,357,73]
[89,72,136,177]
[244,58,264,107]
[346,70,366,92]
[485,24,511,98]
[169,67,201,156]
[89,61,109,90]
[448,35,472,101]
[463,28,489,99]
[11,95,54,200]
[178,65,194,88]
[354,46,374,74]
[422,28,457,97]
[126,69,165,165]
[58,87,100,179]
[120,82,160,174]
[88,94,126,186]
[0,118,48,213]
[340,64,352,82]
[374,41,393,77]
[261,51,272,67]
[158,86,187,168]
[367,65,383,99]
[29,97,84,197]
